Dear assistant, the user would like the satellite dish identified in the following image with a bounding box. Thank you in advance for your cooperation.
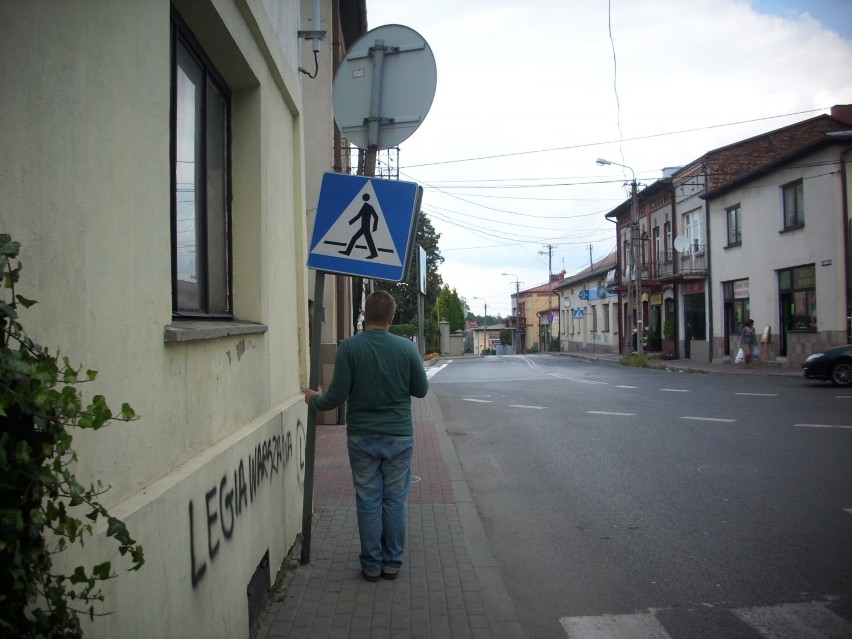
[673,235,690,252]
[333,24,437,150]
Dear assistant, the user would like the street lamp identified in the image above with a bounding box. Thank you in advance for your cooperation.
[597,158,643,355]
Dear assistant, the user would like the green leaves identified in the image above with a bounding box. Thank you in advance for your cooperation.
[0,235,145,636]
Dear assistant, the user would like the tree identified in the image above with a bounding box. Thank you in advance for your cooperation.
[446,289,465,333]
[376,213,443,350]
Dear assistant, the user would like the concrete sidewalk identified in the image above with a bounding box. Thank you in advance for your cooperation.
[556,349,803,378]
[257,392,524,639]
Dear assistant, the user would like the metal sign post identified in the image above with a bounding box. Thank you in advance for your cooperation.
[301,24,436,565]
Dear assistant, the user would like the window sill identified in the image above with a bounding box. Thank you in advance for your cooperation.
[164,319,269,343]
[779,224,804,234]
[724,242,742,249]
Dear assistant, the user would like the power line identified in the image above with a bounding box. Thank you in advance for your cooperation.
[400,107,828,169]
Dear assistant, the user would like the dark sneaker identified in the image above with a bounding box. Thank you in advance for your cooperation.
[381,569,399,580]
[361,568,381,582]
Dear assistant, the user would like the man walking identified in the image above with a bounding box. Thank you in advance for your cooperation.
[304,290,429,581]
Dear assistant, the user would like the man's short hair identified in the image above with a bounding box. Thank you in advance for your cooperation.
[364,290,396,324]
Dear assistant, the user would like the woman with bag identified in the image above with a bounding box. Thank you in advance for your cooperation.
[740,319,756,367]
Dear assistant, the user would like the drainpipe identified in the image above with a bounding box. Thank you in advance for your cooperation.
[704,164,714,363]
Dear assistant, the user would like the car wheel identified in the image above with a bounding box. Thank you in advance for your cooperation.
[829,360,852,387]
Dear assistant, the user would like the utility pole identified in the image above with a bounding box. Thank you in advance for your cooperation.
[540,244,554,352]
[629,179,643,356]
[597,158,641,356]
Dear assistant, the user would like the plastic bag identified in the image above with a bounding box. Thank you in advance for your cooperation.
[735,348,744,364]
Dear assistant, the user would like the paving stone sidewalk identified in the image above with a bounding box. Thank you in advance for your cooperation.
[257,392,524,639]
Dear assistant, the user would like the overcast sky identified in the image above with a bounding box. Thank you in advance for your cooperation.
[359,0,852,317]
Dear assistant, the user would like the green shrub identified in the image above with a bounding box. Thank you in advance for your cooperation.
[0,235,144,637]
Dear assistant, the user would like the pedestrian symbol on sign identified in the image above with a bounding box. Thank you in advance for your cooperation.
[311,180,401,268]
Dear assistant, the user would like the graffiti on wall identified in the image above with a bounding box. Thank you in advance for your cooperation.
[189,417,305,588]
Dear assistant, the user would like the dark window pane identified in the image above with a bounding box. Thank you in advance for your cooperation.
[175,40,203,312]
[206,79,229,313]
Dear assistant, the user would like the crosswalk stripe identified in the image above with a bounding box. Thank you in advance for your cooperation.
[560,612,671,638]
[558,601,852,638]
[733,601,852,638]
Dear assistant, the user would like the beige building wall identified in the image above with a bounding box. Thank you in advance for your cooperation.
[708,145,850,365]
[1,1,312,636]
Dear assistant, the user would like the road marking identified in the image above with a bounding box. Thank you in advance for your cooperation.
[521,356,540,369]
[462,398,492,403]
[844,508,852,515]
[681,416,737,423]
[548,373,608,384]
[588,411,635,417]
[560,601,852,638]
[426,363,448,379]
[510,404,546,410]
[735,392,778,397]
[734,601,852,637]
[560,612,671,638]
[794,423,852,430]
[616,385,638,389]
[660,388,690,392]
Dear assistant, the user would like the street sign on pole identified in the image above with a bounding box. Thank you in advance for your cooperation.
[308,172,422,281]
[332,24,437,151]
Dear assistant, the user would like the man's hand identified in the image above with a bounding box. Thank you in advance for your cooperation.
[304,387,321,405]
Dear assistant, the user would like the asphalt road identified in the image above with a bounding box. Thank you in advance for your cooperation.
[429,354,852,639]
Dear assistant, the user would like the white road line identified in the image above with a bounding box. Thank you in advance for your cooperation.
[426,364,448,379]
[588,411,635,416]
[735,392,778,397]
[462,398,492,403]
[681,416,737,423]
[837,396,852,399]
[616,385,638,389]
[521,356,540,369]
[560,612,671,638]
[510,404,547,410]
[794,423,852,430]
[844,508,852,515]
[734,601,852,638]
[660,388,690,392]
[560,601,852,639]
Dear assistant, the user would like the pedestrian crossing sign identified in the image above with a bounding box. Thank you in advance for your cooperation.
[308,172,422,281]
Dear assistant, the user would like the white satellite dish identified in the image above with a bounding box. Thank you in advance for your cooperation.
[673,235,690,253]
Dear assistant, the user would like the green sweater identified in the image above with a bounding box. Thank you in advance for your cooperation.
[310,329,429,436]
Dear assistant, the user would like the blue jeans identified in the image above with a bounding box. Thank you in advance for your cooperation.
[347,434,414,572]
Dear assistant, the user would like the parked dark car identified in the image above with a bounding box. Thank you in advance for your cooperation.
[802,344,852,386]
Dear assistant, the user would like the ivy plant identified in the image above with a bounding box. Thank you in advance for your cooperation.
[0,234,144,637]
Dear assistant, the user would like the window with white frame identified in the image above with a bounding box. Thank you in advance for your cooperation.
[726,204,742,246]
[683,208,703,254]
[171,13,232,317]
[782,179,804,230]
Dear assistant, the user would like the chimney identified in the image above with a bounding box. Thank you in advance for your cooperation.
[830,104,852,126]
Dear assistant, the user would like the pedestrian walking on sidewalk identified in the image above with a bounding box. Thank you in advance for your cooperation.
[740,318,757,367]
[304,290,429,582]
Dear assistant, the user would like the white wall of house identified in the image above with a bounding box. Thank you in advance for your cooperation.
[1,1,310,636]
[708,145,850,365]
[559,284,619,354]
